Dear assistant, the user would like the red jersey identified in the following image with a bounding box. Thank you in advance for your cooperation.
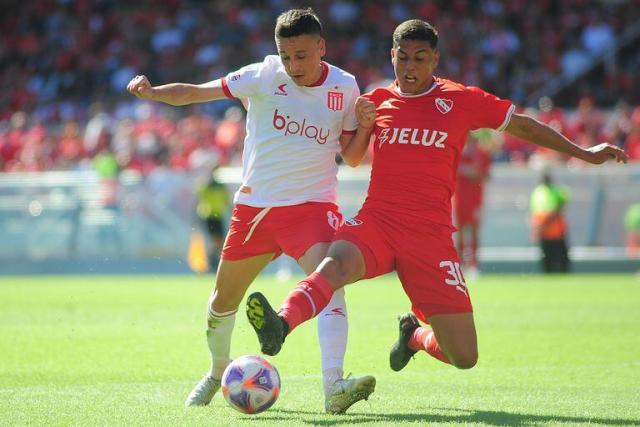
[362,77,513,229]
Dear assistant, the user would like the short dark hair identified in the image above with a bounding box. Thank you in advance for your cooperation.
[275,8,323,39]
[393,19,438,49]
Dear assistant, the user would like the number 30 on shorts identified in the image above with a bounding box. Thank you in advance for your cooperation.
[439,260,468,296]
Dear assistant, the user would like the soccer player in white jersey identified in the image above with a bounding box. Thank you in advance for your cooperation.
[126,8,375,414]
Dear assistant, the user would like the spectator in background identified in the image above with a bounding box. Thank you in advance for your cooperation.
[195,165,230,269]
[624,107,640,161]
[530,173,571,273]
[624,203,640,259]
[214,106,246,165]
[529,96,569,167]
[2,0,640,172]
[454,132,492,279]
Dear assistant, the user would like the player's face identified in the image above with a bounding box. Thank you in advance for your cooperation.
[391,40,440,95]
[276,34,326,86]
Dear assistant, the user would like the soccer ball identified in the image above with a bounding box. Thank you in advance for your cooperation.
[221,355,280,414]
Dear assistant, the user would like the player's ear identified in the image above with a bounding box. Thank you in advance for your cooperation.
[390,47,396,64]
[318,37,326,57]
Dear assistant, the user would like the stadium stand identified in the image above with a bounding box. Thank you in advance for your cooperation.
[1,0,640,173]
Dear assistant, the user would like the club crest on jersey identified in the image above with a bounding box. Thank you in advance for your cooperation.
[327,91,344,111]
[435,98,453,114]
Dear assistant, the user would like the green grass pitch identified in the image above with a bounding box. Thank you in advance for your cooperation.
[1,274,639,426]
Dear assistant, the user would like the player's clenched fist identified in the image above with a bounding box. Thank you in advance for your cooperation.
[355,96,376,130]
[126,75,154,100]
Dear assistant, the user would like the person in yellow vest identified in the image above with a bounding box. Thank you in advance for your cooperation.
[530,173,571,272]
[196,169,231,270]
[624,202,640,258]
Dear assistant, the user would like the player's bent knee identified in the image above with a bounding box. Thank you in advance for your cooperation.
[317,256,355,288]
[450,350,478,369]
[208,286,242,313]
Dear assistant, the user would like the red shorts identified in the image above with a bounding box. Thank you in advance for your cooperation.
[335,209,472,322]
[221,202,342,261]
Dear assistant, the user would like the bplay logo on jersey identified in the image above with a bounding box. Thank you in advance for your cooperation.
[378,127,449,148]
[435,98,453,114]
[272,109,329,144]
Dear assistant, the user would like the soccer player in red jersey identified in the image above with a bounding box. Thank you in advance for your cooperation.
[246,20,628,372]
[453,134,492,279]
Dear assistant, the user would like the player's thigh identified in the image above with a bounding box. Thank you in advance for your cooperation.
[210,254,274,312]
[276,202,342,262]
[330,211,394,285]
[317,239,367,286]
[396,232,472,316]
[429,312,478,369]
[297,241,331,275]
[222,204,283,260]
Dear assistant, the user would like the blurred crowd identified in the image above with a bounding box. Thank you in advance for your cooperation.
[1,0,640,174]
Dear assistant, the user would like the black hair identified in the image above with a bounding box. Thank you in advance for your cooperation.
[392,19,438,49]
[275,8,323,38]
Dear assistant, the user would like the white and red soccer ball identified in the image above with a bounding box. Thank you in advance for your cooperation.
[221,355,280,414]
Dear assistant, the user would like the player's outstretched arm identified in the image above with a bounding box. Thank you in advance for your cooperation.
[126,75,228,106]
[339,97,376,167]
[505,113,628,165]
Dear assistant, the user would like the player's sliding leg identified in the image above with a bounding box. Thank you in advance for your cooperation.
[246,240,374,413]
[389,312,421,371]
[186,254,273,406]
[246,240,365,356]
[390,312,478,371]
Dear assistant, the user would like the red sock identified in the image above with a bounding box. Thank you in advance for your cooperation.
[408,327,451,365]
[279,272,334,333]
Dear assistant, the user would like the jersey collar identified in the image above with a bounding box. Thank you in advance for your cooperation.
[393,78,438,98]
[306,62,329,87]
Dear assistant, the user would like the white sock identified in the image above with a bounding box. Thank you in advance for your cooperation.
[317,287,347,396]
[206,306,236,379]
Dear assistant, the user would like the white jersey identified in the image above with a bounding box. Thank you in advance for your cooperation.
[221,55,360,207]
